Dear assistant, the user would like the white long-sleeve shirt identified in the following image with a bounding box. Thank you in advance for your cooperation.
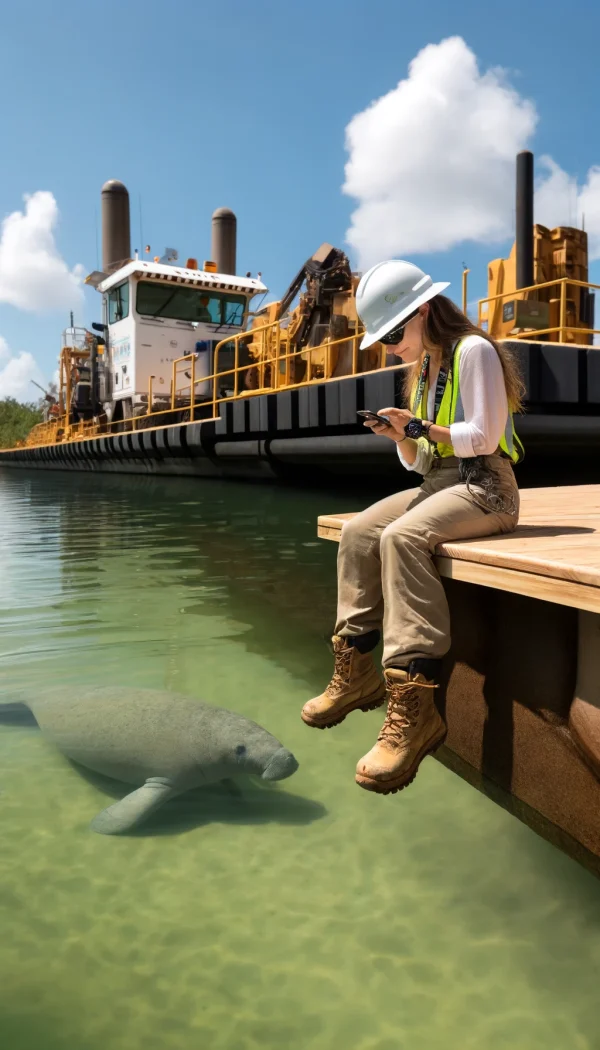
[397,334,509,475]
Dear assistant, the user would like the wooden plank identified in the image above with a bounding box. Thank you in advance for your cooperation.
[520,485,600,503]
[317,520,346,540]
[435,557,600,614]
[439,542,600,588]
[318,524,346,541]
[434,530,598,551]
[317,512,357,530]
[316,483,600,610]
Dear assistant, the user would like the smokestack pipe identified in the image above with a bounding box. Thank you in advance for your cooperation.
[516,151,534,290]
[211,208,237,275]
[101,180,131,274]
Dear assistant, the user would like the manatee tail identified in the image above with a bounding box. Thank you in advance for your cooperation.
[0,702,37,727]
[89,777,178,835]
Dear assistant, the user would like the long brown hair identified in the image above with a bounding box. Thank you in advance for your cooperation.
[405,294,525,413]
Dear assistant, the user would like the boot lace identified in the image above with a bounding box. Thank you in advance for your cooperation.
[378,679,438,745]
[328,645,353,696]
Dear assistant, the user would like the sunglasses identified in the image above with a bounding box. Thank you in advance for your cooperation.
[379,308,420,346]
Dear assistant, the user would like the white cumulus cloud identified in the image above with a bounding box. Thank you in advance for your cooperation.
[0,336,46,401]
[0,191,85,312]
[343,37,600,268]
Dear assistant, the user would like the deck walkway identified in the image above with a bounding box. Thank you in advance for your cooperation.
[317,485,600,614]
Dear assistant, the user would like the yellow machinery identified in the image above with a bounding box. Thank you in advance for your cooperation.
[238,243,382,389]
[484,224,594,344]
[20,328,106,447]
[479,149,595,344]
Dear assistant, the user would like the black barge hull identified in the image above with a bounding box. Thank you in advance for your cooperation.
[3,344,600,483]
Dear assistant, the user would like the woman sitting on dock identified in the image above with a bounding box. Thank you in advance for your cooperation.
[301,260,524,795]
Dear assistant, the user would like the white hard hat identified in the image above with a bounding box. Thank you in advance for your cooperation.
[356,260,450,350]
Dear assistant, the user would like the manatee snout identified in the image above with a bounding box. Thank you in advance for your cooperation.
[261,747,299,782]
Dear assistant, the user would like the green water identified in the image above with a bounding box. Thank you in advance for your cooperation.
[1,469,599,1050]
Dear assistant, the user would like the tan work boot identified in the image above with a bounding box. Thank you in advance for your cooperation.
[301,635,386,729]
[355,668,446,793]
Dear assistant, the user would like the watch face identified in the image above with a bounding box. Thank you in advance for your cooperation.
[405,419,423,438]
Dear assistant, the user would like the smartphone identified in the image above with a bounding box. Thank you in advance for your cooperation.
[357,409,392,427]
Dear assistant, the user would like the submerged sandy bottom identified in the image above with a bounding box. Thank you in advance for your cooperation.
[1,470,599,1049]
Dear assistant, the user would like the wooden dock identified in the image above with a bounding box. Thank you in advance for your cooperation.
[317,485,600,877]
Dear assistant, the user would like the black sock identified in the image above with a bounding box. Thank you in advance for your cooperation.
[387,657,442,682]
[346,630,380,654]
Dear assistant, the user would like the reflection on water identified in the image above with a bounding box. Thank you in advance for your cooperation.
[0,469,599,1050]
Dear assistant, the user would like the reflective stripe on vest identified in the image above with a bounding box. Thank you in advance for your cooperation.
[411,339,524,463]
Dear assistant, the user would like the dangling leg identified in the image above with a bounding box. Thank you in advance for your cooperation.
[301,487,429,729]
[356,483,516,792]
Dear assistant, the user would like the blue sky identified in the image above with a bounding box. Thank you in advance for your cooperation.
[1,0,600,395]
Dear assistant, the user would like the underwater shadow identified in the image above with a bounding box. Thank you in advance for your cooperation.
[0,703,38,727]
[69,761,327,837]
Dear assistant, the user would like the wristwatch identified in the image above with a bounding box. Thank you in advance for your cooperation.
[404,418,432,439]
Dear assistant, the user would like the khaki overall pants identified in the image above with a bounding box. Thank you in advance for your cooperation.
[334,454,519,668]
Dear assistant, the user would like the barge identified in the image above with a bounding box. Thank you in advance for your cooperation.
[2,151,600,483]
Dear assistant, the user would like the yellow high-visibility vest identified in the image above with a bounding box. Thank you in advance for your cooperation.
[411,338,524,463]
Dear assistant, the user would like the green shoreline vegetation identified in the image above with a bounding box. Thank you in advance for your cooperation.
[0,398,43,449]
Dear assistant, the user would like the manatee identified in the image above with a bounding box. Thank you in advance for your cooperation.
[2,687,298,835]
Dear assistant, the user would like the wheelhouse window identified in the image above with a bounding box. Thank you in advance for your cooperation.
[136,282,246,327]
[107,281,130,324]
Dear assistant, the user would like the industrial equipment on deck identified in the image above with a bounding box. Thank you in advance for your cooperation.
[482,150,595,344]
[242,243,382,389]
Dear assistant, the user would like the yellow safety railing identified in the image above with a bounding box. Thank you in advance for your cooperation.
[135,321,385,431]
[478,277,600,343]
[13,278,600,453]
[14,278,600,452]
[151,322,385,428]
[206,322,393,417]
[11,320,392,449]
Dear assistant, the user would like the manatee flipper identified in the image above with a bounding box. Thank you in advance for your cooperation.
[220,777,242,797]
[89,777,178,835]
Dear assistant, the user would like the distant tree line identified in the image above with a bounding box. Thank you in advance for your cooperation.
[0,398,43,448]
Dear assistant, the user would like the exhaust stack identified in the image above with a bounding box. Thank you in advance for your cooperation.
[516,151,534,290]
[101,180,131,274]
[211,207,237,275]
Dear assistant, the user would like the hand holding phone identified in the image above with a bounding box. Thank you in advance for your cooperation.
[357,409,392,427]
